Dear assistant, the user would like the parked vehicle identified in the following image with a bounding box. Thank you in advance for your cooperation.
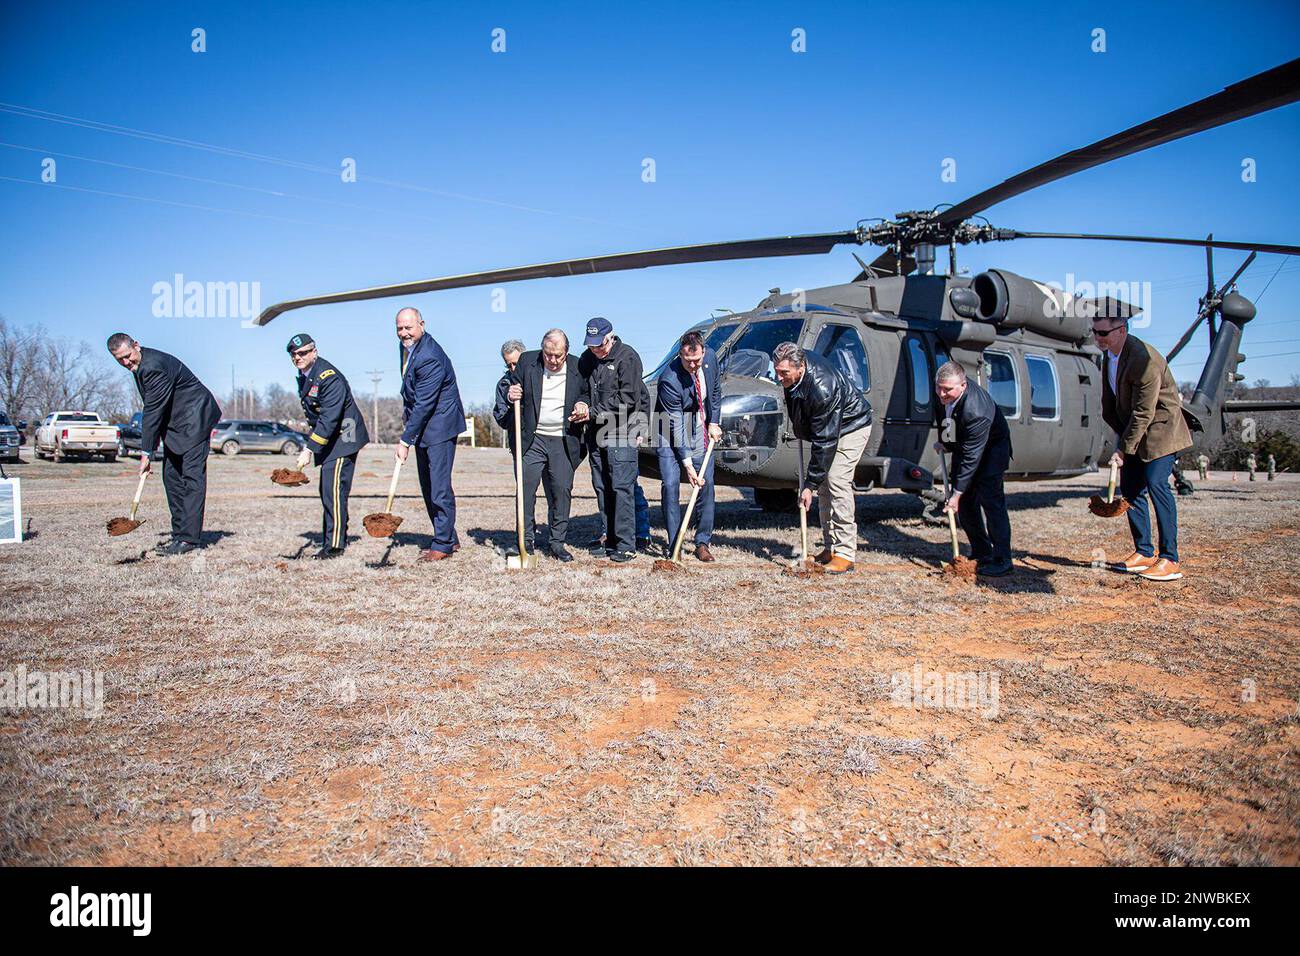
[0,411,21,462]
[116,411,154,458]
[34,411,120,462]
[209,420,306,456]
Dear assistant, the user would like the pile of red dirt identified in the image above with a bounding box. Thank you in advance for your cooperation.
[650,558,684,574]
[782,560,826,578]
[106,517,142,536]
[363,513,403,537]
[942,555,978,579]
[271,469,310,487]
[1088,495,1130,518]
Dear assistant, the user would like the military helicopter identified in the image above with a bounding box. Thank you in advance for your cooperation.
[258,58,1300,513]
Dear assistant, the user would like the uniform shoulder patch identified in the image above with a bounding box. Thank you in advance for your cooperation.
[319,369,336,380]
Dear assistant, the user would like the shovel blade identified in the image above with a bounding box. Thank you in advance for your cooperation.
[506,553,538,569]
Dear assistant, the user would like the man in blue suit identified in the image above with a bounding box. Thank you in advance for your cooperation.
[394,307,466,561]
[655,331,722,562]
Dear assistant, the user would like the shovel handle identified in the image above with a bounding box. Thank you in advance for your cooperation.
[128,470,148,521]
[513,398,530,561]
[946,507,960,561]
[384,457,403,514]
[797,439,809,562]
[670,440,714,563]
[1106,460,1118,503]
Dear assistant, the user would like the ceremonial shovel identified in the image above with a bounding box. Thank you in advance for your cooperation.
[653,440,716,572]
[363,458,404,537]
[506,399,537,569]
[1088,460,1131,518]
[106,471,148,536]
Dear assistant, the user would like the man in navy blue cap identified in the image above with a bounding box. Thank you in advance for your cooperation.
[288,333,369,559]
[577,317,649,562]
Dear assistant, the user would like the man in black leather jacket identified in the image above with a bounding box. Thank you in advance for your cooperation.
[774,342,872,574]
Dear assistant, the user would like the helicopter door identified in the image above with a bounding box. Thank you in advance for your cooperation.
[1019,351,1064,474]
[895,334,934,465]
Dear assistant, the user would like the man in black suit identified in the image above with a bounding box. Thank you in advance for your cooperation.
[935,360,1013,576]
[506,329,590,562]
[287,333,370,559]
[107,332,221,555]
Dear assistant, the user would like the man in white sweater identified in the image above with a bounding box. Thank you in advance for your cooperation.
[505,329,591,561]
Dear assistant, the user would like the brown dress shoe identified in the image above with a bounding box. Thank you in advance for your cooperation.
[814,549,833,565]
[825,555,855,574]
[418,549,453,562]
[1139,558,1183,581]
[695,544,716,563]
[1116,551,1158,573]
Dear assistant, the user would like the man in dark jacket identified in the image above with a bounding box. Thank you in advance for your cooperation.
[577,317,648,562]
[107,332,221,555]
[935,361,1013,576]
[774,342,872,574]
[288,333,370,559]
[394,307,466,561]
[655,331,722,561]
[492,338,525,449]
[505,329,590,561]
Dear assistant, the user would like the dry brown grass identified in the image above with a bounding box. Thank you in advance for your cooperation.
[1,448,1297,865]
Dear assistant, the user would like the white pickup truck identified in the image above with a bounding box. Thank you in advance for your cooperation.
[34,411,121,463]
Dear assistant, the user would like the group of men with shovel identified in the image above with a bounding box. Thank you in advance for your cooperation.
[104,305,1192,580]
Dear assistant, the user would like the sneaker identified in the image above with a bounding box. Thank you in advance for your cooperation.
[636,537,653,553]
[977,558,1014,577]
[158,540,198,556]
[610,551,636,563]
[587,537,607,555]
[825,556,855,574]
[548,543,574,563]
[1116,551,1158,574]
[1139,558,1183,581]
[312,547,345,560]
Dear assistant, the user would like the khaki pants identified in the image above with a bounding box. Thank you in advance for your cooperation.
[817,425,870,561]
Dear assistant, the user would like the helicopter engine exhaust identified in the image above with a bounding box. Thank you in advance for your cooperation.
[972,269,1094,343]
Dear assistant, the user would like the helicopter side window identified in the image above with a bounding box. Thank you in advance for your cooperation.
[983,351,1020,418]
[813,324,870,392]
[726,318,805,381]
[1025,354,1060,421]
[906,337,931,415]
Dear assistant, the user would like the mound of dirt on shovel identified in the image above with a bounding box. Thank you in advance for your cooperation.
[1088,495,1131,517]
[942,555,978,579]
[271,469,310,487]
[106,517,142,536]
[363,513,403,537]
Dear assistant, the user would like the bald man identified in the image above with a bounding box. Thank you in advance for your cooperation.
[395,307,466,561]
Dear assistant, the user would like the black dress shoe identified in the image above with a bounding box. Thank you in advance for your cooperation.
[312,547,345,560]
[976,558,1014,577]
[587,537,607,555]
[158,540,198,556]
[610,551,636,563]
[636,537,652,553]
[549,543,574,563]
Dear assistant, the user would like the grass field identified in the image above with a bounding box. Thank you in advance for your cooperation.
[2,446,1297,865]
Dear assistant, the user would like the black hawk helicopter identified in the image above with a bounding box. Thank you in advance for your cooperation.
[258,58,1300,512]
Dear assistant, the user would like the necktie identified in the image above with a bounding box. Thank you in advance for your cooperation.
[693,369,705,449]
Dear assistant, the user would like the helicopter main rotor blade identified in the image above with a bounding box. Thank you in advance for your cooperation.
[1009,231,1300,258]
[1165,314,1209,363]
[936,58,1300,226]
[256,231,861,325]
[1166,249,1258,362]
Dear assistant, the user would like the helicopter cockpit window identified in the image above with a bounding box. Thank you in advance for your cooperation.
[724,318,805,381]
[813,325,870,392]
[983,351,1020,418]
[647,323,741,380]
[1024,354,1060,421]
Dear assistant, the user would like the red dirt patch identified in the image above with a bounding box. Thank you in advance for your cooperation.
[942,555,978,579]
[363,513,403,537]
[270,468,310,487]
[106,517,142,536]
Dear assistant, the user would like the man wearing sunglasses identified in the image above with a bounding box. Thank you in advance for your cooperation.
[288,333,370,559]
[1093,313,1192,581]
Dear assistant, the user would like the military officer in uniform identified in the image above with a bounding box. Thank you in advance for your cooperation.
[288,333,369,559]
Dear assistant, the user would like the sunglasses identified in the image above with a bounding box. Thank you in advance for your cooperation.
[291,347,315,358]
[1091,325,1126,339]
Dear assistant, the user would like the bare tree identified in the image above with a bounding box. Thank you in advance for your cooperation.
[0,316,41,421]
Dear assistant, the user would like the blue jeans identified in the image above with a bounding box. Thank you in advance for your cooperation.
[589,442,639,553]
[635,483,649,541]
[657,446,715,547]
[1120,452,1178,562]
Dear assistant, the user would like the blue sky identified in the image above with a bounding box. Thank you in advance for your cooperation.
[2,0,1298,407]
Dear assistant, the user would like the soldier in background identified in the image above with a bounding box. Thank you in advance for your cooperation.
[289,333,369,559]
[1196,453,1209,481]
[1247,452,1258,481]
[1268,453,1276,481]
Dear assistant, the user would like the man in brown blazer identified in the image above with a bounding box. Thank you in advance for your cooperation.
[1095,313,1193,581]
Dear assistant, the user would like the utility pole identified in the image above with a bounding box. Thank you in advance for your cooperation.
[367,370,384,443]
